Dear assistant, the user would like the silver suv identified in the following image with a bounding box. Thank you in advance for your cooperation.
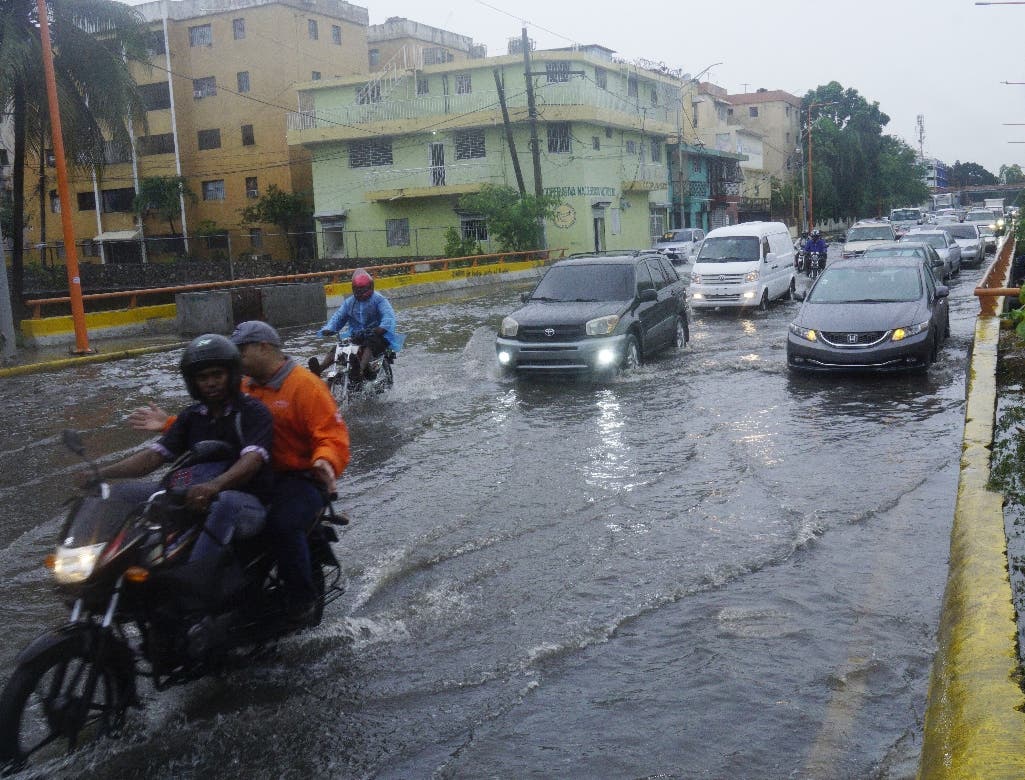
[653,228,705,264]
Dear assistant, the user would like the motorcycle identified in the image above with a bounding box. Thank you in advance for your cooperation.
[323,338,396,408]
[807,251,826,279]
[0,431,347,772]
[795,250,807,275]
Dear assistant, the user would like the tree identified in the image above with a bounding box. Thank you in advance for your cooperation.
[134,176,196,235]
[456,185,561,252]
[950,161,998,187]
[239,185,313,259]
[0,0,148,314]
[1000,164,1025,185]
[876,136,930,211]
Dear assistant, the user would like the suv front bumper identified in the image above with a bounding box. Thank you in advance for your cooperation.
[496,333,629,374]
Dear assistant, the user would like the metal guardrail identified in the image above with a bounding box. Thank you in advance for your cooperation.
[23,249,560,320]
[973,232,1016,316]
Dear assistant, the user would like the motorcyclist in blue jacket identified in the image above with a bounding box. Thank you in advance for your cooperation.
[310,268,399,388]
[803,229,828,256]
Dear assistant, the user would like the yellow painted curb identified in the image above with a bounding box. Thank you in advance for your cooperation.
[0,342,185,378]
[19,303,176,339]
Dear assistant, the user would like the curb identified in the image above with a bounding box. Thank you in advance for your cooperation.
[0,342,187,378]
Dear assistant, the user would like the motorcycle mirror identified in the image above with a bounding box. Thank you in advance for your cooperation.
[62,429,86,457]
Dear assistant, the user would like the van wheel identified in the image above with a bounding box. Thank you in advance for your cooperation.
[621,334,640,372]
[758,290,770,312]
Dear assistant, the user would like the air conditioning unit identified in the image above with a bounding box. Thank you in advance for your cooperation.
[193,89,204,99]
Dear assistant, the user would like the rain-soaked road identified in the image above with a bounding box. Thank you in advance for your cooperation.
[0,260,980,779]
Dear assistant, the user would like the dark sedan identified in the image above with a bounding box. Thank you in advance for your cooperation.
[787,257,949,373]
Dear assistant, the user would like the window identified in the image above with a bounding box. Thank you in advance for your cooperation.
[249,227,263,248]
[308,19,318,40]
[77,192,96,211]
[626,140,636,155]
[197,129,221,150]
[233,18,245,39]
[605,127,613,139]
[205,231,229,250]
[49,189,60,214]
[546,62,570,83]
[137,133,175,155]
[650,87,658,106]
[189,24,212,47]
[237,71,250,93]
[139,81,171,111]
[627,75,638,98]
[386,218,410,246]
[311,71,321,81]
[349,138,393,167]
[460,216,488,242]
[145,30,165,56]
[241,124,255,146]
[245,176,259,198]
[595,67,607,89]
[592,136,600,151]
[369,48,380,68]
[455,73,472,94]
[547,122,571,153]
[749,106,759,118]
[202,180,225,201]
[416,77,429,96]
[691,158,701,174]
[101,187,135,213]
[423,47,451,65]
[193,76,216,98]
[102,139,132,164]
[650,139,662,162]
[454,129,485,160]
[331,24,341,44]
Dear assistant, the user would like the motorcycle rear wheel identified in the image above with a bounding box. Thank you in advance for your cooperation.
[0,634,127,770]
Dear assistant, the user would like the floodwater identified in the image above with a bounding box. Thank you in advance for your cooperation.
[0,261,979,779]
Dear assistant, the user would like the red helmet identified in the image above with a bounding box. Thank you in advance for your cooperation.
[352,268,374,302]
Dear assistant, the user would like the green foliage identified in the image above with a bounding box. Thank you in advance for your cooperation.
[951,161,999,187]
[1001,164,1025,185]
[134,176,196,234]
[442,227,481,258]
[239,185,313,259]
[456,185,561,252]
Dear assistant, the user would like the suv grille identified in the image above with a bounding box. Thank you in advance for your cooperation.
[820,330,888,347]
[517,324,587,342]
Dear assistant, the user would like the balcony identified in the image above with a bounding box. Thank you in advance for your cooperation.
[361,160,499,200]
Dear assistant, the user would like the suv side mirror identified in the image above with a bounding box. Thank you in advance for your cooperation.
[638,288,658,302]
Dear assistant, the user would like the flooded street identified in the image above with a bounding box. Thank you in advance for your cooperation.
[0,264,980,779]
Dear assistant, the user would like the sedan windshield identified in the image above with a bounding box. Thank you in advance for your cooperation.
[807,266,923,304]
[945,225,978,239]
[531,264,634,302]
[908,234,947,249]
[862,247,924,260]
[656,230,693,244]
[697,236,759,262]
[847,227,894,241]
[966,211,994,222]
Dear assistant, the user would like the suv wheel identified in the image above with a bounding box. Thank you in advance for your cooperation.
[622,334,640,372]
[674,317,689,349]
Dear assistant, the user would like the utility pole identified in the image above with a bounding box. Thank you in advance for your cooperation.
[521,28,543,200]
[0,234,16,364]
[494,68,527,196]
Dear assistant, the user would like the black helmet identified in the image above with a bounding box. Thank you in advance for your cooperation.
[180,334,242,400]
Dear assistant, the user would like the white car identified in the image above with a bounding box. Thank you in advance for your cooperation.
[842,221,897,258]
[903,229,962,279]
[938,222,985,268]
[653,228,705,265]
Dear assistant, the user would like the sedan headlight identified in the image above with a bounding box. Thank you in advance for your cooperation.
[744,270,760,283]
[891,321,929,341]
[789,323,817,341]
[51,542,105,584]
[585,315,620,336]
[500,317,519,337]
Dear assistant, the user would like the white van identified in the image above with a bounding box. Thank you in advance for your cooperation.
[688,222,796,310]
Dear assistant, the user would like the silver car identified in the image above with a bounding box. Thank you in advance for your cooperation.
[902,229,961,279]
[652,228,705,265]
[938,222,985,268]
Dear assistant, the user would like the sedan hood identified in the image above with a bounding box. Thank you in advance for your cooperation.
[795,300,926,331]
[510,299,625,325]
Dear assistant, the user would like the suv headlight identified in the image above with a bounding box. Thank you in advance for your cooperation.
[585,315,620,336]
[744,270,760,283]
[891,321,929,341]
[500,317,519,337]
[789,323,817,341]
[52,542,105,584]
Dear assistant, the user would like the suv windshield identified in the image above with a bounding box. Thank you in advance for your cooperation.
[847,226,894,241]
[656,229,693,244]
[863,247,924,259]
[945,225,977,239]
[697,236,759,262]
[966,211,994,222]
[909,233,947,249]
[530,264,635,302]
[808,266,923,304]
[890,209,921,221]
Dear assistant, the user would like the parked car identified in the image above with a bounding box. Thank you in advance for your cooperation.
[937,222,985,268]
[787,257,950,373]
[653,228,705,265]
[495,252,689,377]
[859,241,946,280]
[901,229,961,278]
[841,221,897,258]
[688,221,797,311]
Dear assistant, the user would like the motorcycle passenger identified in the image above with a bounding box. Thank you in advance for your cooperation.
[310,268,399,391]
[80,334,274,564]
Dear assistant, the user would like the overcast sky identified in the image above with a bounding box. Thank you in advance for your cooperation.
[356,0,1024,176]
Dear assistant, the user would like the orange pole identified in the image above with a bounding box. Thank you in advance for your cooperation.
[36,0,90,353]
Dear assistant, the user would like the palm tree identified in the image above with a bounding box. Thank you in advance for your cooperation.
[0,0,149,315]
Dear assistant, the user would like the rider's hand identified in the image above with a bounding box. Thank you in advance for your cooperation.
[128,403,170,433]
[185,483,219,512]
[73,468,101,490]
[311,458,335,492]
[318,327,335,338]
[373,326,385,336]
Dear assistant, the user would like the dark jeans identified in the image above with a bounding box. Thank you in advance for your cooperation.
[265,473,324,606]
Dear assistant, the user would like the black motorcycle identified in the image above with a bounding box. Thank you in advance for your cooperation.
[0,431,347,771]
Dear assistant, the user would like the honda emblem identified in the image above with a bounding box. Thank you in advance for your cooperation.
[847,334,857,344]
[544,328,555,337]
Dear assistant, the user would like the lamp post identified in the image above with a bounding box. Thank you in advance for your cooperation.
[806,100,839,231]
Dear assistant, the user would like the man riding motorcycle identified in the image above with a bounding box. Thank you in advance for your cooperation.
[310,269,400,391]
[803,229,827,257]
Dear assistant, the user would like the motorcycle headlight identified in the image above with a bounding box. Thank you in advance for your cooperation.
[51,542,105,584]
[789,323,817,341]
[500,317,519,337]
[585,315,620,336]
[891,321,929,341]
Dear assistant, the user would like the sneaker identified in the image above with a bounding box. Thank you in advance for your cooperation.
[307,357,322,376]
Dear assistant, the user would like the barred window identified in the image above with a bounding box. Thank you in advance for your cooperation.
[193,76,216,98]
[331,24,341,45]
[145,30,165,56]
[547,122,571,154]
[241,124,255,146]
[455,73,472,94]
[369,49,379,68]
[651,139,662,162]
[233,18,245,39]
[627,75,638,97]
[197,129,221,150]
[349,138,393,167]
[595,67,607,89]
[202,180,225,201]
[249,227,263,248]
[460,216,488,241]
[592,136,600,151]
[416,77,429,96]
[308,19,318,40]
[139,81,170,111]
[189,24,212,47]
[386,218,410,246]
[454,129,485,160]
[245,176,259,198]
[423,47,451,65]
[546,62,570,83]
[77,191,96,211]
[626,140,637,154]
[138,133,175,156]
[237,71,250,93]
[49,189,60,214]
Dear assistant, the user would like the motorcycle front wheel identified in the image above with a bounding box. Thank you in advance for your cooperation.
[0,633,127,770]
[326,372,350,409]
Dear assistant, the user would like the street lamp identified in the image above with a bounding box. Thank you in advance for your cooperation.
[806,100,839,231]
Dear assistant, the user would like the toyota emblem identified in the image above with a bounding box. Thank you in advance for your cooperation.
[544,328,556,337]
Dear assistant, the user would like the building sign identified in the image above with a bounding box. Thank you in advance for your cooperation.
[544,186,618,198]
[553,204,576,228]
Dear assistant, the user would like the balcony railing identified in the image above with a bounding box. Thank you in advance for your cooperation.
[362,160,497,192]
[288,78,675,131]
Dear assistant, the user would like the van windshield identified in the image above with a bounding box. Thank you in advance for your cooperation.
[696,236,759,263]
